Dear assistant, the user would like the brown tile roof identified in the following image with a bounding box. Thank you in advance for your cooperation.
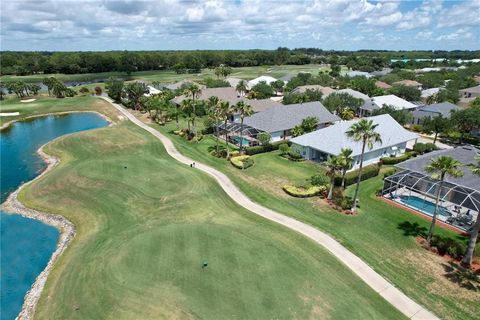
[375,81,392,89]
[392,80,422,87]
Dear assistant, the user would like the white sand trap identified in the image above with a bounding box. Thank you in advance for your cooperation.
[20,99,37,103]
[0,112,20,116]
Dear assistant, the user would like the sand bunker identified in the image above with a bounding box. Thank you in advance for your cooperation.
[20,99,37,103]
[0,112,20,116]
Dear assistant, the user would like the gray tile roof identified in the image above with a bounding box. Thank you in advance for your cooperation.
[396,146,480,192]
[290,114,418,157]
[242,101,340,133]
[291,85,336,96]
[412,102,459,120]
[172,87,239,105]
[336,89,370,101]
[165,80,205,91]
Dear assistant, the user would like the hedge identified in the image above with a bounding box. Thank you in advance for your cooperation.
[230,155,254,169]
[380,152,412,165]
[333,163,381,187]
[245,140,291,156]
[282,185,326,198]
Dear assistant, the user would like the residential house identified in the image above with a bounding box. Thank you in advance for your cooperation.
[359,94,418,116]
[241,101,340,142]
[375,81,392,90]
[369,68,392,77]
[392,80,423,90]
[225,77,243,89]
[411,102,459,124]
[459,85,480,99]
[145,86,161,97]
[291,85,336,96]
[247,75,277,90]
[165,80,205,91]
[171,87,240,106]
[278,74,294,84]
[336,88,370,101]
[346,71,372,78]
[290,114,418,169]
[420,87,442,102]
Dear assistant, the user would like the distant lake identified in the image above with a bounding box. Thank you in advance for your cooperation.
[1,113,108,320]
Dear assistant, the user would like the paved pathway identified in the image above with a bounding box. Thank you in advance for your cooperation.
[102,97,438,320]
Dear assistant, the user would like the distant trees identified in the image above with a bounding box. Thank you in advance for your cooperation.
[450,105,480,142]
[283,89,323,105]
[371,105,413,125]
[3,81,42,98]
[214,65,232,78]
[250,81,274,99]
[291,116,319,137]
[322,92,364,116]
[204,77,230,88]
[106,78,124,102]
[388,85,421,101]
[421,116,451,144]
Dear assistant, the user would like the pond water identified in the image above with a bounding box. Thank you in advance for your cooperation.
[0,113,109,320]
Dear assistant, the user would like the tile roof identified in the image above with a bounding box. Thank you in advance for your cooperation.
[165,80,205,91]
[291,114,418,157]
[336,88,370,101]
[291,85,336,96]
[242,101,340,133]
[412,102,459,119]
[397,146,480,192]
[393,80,423,87]
[361,95,418,111]
[375,81,392,89]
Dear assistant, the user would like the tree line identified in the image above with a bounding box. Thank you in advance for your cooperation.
[2,49,479,76]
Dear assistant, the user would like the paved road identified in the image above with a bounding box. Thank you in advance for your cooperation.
[102,97,439,320]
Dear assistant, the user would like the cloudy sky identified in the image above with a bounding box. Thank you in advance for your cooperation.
[1,0,479,51]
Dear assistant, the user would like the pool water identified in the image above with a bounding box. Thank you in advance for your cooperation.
[232,136,250,146]
[1,113,109,320]
[399,195,451,218]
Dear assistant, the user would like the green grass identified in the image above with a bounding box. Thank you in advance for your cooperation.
[154,120,480,320]
[0,64,339,85]
[0,96,117,126]
[17,110,404,318]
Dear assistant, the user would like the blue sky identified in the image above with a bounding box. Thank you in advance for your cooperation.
[1,0,479,51]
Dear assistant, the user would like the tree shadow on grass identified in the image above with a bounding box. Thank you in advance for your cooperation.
[442,261,480,292]
[397,221,427,237]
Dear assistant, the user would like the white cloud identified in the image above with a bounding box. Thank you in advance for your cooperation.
[0,0,478,50]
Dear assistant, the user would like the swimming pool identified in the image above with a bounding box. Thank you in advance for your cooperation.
[399,195,451,218]
[231,136,250,146]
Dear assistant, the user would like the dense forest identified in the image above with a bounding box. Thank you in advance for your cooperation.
[1,49,479,76]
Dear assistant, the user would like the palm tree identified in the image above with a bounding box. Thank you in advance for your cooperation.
[425,156,463,245]
[338,148,354,189]
[233,101,253,152]
[325,155,341,200]
[219,101,233,157]
[180,99,194,132]
[236,80,247,97]
[462,155,480,266]
[185,84,202,135]
[345,119,382,212]
[207,96,221,153]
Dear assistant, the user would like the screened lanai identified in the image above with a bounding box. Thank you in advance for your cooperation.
[382,146,480,232]
[215,121,261,146]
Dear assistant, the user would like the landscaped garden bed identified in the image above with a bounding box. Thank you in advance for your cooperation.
[282,185,325,198]
[230,155,254,169]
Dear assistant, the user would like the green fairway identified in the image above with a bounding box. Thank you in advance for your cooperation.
[0,64,338,85]
[17,111,404,318]
[154,120,480,320]
[0,96,119,127]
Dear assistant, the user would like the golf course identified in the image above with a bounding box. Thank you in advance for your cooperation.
[6,97,404,319]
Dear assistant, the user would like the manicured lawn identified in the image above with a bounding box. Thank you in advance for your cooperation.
[0,96,118,126]
[154,120,480,320]
[0,64,341,85]
[18,116,404,318]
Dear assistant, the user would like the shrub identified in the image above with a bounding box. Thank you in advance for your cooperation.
[380,152,412,165]
[278,143,290,154]
[283,150,304,161]
[228,151,241,159]
[333,163,380,187]
[309,174,329,187]
[411,124,423,132]
[430,235,466,260]
[94,86,102,95]
[257,132,272,145]
[230,155,254,169]
[283,185,326,198]
[202,118,215,134]
[331,188,353,210]
[79,86,90,94]
[245,140,291,155]
[383,167,397,179]
[413,143,427,154]
[424,142,438,153]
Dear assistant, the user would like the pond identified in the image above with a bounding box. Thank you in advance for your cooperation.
[0,112,109,320]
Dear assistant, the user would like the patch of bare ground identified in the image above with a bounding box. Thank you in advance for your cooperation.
[404,250,480,301]
[299,288,332,320]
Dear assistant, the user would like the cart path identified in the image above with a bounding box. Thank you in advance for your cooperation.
[102,97,438,320]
